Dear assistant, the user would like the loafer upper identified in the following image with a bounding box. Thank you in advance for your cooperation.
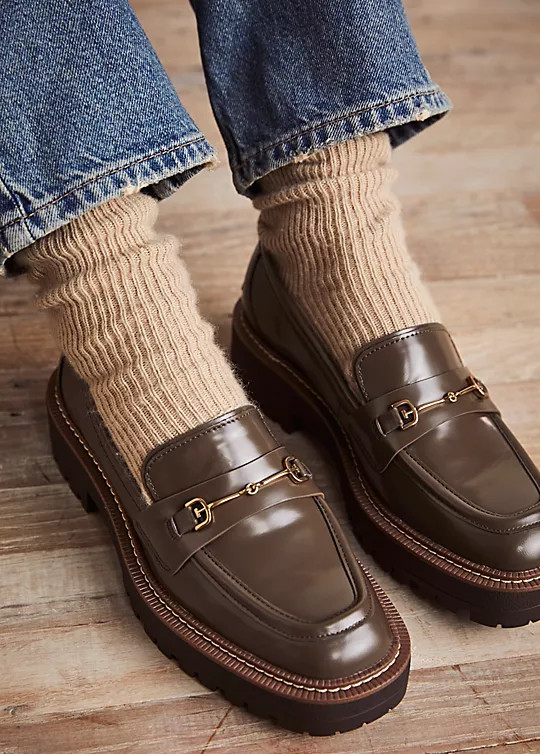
[241,246,540,574]
[57,358,398,680]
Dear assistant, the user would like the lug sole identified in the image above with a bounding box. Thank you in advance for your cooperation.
[46,371,410,735]
[231,302,540,629]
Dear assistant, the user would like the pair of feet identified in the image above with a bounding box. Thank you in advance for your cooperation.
[48,244,540,736]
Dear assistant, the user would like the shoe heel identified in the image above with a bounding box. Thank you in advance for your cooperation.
[48,404,98,514]
[231,307,304,434]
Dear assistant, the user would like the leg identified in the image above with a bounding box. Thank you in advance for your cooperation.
[20,193,247,485]
[254,133,439,385]
[4,1,411,731]
[2,0,245,489]
[0,0,214,260]
[192,0,446,382]
[191,0,450,192]
[190,1,540,623]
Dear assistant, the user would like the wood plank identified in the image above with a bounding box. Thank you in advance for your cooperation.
[1,655,539,754]
[433,276,540,328]
[401,191,540,281]
[1,0,539,752]
[0,313,58,370]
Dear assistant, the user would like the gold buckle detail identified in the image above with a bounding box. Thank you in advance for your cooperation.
[391,375,489,431]
[184,455,312,532]
[284,455,313,483]
[184,498,212,529]
[391,399,419,430]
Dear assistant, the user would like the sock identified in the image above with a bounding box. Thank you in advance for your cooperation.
[21,193,247,488]
[254,132,438,386]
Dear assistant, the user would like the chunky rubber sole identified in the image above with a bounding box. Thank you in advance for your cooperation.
[231,302,540,629]
[46,371,410,735]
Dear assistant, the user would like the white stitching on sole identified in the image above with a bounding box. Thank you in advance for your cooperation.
[238,309,540,587]
[53,386,402,695]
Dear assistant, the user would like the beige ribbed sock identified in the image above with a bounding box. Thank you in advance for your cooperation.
[254,132,438,386]
[21,193,247,487]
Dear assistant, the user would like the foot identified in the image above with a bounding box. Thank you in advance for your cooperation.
[48,358,410,734]
[232,247,540,627]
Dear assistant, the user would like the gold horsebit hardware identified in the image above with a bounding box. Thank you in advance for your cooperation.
[391,375,489,431]
[184,456,313,532]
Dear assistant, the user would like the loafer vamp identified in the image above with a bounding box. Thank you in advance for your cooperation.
[394,414,540,571]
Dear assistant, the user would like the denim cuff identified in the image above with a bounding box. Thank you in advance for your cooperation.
[0,135,216,270]
[232,86,451,196]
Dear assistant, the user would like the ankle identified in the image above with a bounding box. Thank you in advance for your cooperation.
[253,133,438,382]
[23,194,248,488]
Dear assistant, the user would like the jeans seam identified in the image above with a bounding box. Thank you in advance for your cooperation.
[232,86,443,169]
[0,136,209,233]
[0,174,36,242]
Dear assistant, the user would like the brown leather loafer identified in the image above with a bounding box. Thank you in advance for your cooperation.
[46,359,410,734]
[231,247,540,628]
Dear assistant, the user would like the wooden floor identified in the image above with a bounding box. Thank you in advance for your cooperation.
[2,1,540,752]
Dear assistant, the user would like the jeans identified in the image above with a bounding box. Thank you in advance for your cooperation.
[0,0,450,268]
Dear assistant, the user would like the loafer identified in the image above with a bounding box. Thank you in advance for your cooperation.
[47,358,410,735]
[231,246,540,627]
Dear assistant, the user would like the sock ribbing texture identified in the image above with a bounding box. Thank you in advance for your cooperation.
[22,193,247,487]
[254,132,438,386]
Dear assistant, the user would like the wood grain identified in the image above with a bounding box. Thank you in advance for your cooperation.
[1,1,539,753]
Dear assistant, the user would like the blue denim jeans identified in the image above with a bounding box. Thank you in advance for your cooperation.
[0,0,450,268]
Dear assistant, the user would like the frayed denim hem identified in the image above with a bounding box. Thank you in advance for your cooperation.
[0,135,216,271]
[233,87,451,196]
